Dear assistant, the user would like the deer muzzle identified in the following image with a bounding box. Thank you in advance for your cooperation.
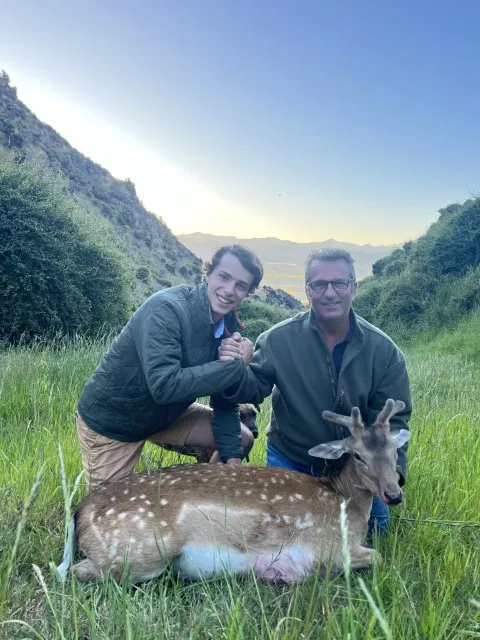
[382,487,403,505]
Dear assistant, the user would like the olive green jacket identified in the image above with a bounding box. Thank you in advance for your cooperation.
[78,283,246,460]
[223,309,412,482]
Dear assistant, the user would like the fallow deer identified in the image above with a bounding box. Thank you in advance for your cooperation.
[59,399,410,584]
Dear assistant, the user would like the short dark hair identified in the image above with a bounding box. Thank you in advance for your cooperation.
[204,244,264,292]
[305,248,356,281]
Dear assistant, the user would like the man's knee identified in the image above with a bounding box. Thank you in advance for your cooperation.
[367,497,390,538]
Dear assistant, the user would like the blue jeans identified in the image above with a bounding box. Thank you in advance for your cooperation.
[267,442,389,538]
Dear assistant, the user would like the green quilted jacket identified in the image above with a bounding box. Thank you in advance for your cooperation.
[78,282,246,460]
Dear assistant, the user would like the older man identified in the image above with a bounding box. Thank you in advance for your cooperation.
[219,248,412,535]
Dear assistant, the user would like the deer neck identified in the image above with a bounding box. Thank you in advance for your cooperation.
[329,456,373,517]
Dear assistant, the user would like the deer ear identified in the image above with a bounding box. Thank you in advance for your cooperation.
[308,439,349,460]
[390,429,411,448]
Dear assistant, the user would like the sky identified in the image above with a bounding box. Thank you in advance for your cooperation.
[2,0,480,245]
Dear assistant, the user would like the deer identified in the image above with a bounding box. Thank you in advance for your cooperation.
[57,399,410,584]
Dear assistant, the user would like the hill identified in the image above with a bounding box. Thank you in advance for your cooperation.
[354,197,480,339]
[0,71,202,300]
[250,285,304,311]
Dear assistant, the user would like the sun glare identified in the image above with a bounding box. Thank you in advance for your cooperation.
[10,71,264,237]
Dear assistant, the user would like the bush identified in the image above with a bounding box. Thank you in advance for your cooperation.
[136,266,150,283]
[352,196,480,340]
[238,298,296,342]
[353,278,384,324]
[372,248,407,278]
[152,276,172,288]
[415,199,480,278]
[420,266,480,331]
[0,152,133,342]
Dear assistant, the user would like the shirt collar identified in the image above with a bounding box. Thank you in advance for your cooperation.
[213,316,225,338]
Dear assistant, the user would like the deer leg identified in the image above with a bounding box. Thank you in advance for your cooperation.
[130,561,170,584]
[349,545,381,570]
[72,558,103,582]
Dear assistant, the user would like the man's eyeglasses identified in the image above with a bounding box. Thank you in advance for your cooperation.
[306,279,355,294]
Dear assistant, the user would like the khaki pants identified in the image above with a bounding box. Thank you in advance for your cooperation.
[76,403,211,490]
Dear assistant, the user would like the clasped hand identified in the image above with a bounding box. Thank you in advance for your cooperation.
[218,332,254,365]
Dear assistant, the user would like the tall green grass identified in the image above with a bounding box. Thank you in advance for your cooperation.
[0,334,479,639]
[412,307,480,363]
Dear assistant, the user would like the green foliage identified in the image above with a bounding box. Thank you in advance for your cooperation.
[0,72,203,295]
[136,266,150,284]
[373,271,436,328]
[239,297,297,342]
[352,277,382,324]
[419,266,480,330]
[355,196,480,340]
[372,248,408,277]
[0,152,133,342]
[409,200,480,278]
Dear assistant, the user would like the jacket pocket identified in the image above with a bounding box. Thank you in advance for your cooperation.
[109,391,152,408]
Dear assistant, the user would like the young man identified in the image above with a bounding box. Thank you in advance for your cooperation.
[76,245,262,490]
[219,248,412,536]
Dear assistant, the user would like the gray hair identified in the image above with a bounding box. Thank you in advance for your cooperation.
[305,248,356,281]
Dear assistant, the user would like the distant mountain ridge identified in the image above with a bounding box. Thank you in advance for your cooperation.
[178,233,398,280]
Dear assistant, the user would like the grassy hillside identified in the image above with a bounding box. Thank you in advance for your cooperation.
[0,320,479,638]
[0,71,202,300]
[412,306,480,363]
[354,196,480,341]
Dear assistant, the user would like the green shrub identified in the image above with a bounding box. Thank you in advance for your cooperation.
[353,196,480,341]
[238,298,297,342]
[374,272,437,328]
[353,278,384,323]
[0,152,133,342]
[411,199,480,278]
[420,266,480,331]
[136,266,150,283]
[153,276,173,288]
[372,248,408,277]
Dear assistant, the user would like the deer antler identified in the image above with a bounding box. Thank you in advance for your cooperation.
[374,399,406,430]
[322,406,365,437]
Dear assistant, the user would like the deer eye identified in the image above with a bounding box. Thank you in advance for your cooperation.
[354,452,367,464]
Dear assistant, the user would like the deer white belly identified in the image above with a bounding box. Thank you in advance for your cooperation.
[172,545,249,579]
[172,544,317,582]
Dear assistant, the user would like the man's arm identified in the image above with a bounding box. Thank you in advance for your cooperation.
[209,398,243,463]
[208,331,268,464]
[367,347,412,485]
[135,300,245,405]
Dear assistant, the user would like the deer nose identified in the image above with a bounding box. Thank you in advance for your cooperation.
[383,489,403,505]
